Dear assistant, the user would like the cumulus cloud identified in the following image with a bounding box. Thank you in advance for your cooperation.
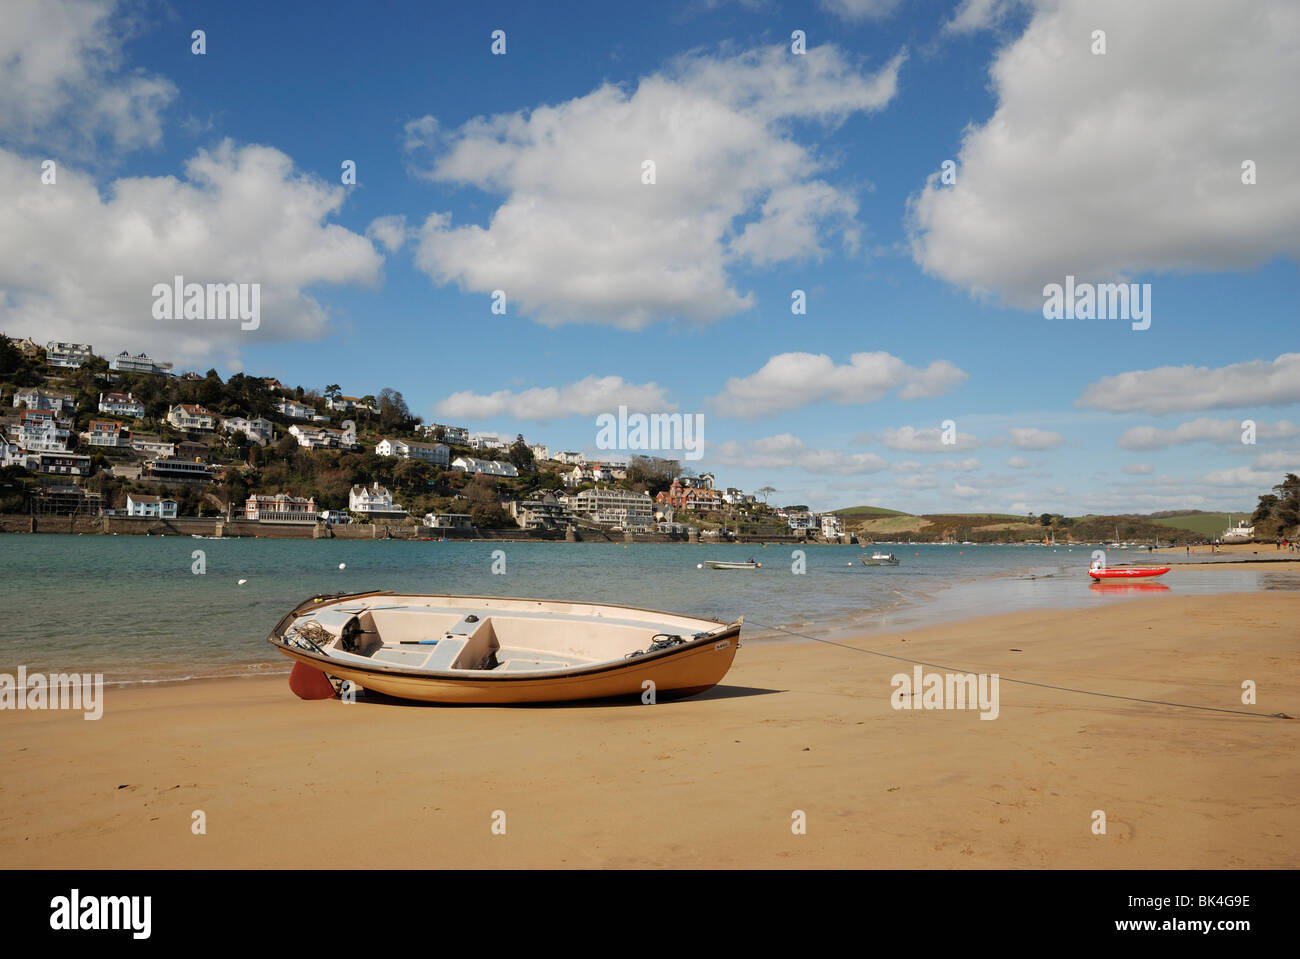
[1122,463,1154,475]
[0,0,176,153]
[1007,427,1063,450]
[433,375,673,421]
[1116,417,1299,450]
[365,215,409,253]
[910,0,1300,307]
[943,0,1029,33]
[1007,456,1031,468]
[711,434,889,475]
[411,43,904,328]
[1079,354,1300,414]
[0,141,383,365]
[710,352,966,418]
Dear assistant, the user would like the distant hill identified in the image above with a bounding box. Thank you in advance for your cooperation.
[830,505,1218,544]
[1145,512,1242,538]
[831,506,908,518]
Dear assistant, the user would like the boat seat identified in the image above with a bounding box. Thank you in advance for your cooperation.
[370,636,467,671]
[496,658,572,672]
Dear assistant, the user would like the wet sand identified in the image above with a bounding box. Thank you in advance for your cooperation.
[2,591,1296,868]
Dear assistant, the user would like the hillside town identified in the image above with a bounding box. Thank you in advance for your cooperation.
[0,336,848,541]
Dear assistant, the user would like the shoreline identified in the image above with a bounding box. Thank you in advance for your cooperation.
[3,590,1296,868]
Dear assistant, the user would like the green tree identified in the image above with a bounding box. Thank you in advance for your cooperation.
[506,435,534,470]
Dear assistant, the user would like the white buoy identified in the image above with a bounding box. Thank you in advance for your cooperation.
[339,563,346,570]
[237,578,247,585]
[696,563,703,569]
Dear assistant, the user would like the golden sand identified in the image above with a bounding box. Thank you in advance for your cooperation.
[2,592,1296,868]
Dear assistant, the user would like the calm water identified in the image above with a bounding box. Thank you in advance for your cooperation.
[2,535,1296,683]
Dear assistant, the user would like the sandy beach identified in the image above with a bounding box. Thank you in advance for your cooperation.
[2,591,1297,869]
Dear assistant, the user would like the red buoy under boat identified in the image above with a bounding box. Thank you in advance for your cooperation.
[1088,565,1170,580]
[289,661,337,699]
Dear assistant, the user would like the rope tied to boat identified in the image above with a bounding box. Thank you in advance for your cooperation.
[626,633,688,659]
[745,619,1293,721]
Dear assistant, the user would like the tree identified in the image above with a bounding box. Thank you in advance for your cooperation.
[1253,473,1300,536]
[757,486,776,504]
[506,435,534,471]
[1039,513,1053,526]
[324,384,341,402]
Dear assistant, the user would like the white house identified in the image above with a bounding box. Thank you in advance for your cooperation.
[274,397,316,420]
[289,420,356,450]
[131,436,175,458]
[13,387,75,414]
[27,451,92,475]
[245,493,317,523]
[166,403,216,431]
[419,423,469,445]
[552,451,585,465]
[530,444,550,462]
[110,351,172,375]
[127,494,178,519]
[327,394,374,413]
[821,515,844,539]
[98,392,146,418]
[83,420,132,448]
[222,416,274,445]
[423,513,474,530]
[376,438,450,466]
[571,488,654,531]
[15,409,70,451]
[349,482,407,517]
[451,456,519,477]
[1223,518,1255,540]
[46,342,94,369]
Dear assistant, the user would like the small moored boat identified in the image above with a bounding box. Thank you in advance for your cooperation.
[268,591,742,704]
[1087,564,1170,580]
[704,559,761,569]
[862,552,900,566]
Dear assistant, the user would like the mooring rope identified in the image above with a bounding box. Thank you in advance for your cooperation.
[745,619,1291,721]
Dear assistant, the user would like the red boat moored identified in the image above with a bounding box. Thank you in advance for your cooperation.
[1088,565,1171,580]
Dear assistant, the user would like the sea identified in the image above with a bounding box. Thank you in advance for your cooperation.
[2,535,1297,684]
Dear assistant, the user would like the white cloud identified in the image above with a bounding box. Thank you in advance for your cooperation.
[0,0,176,152]
[1007,427,1063,450]
[1079,354,1300,414]
[909,0,1300,307]
[0,141,383,365]
[710,352,966,418]
[880,425,979,452]
[711,434,889,475]
[365,215,409,253]
[1251,451,1300,472]
[943,0,1029,34]
[819,0,900,22]
[1122,463,1154,475]
[411,44,904,329]
[1199,466,1287,489]
[433,375,673,421]
[1116,417,1299,450]
[1007,456,1031,468]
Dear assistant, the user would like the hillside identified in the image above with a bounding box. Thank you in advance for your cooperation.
[833,505,1215,544]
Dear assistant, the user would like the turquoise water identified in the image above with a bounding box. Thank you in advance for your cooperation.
[1,535,1296,682]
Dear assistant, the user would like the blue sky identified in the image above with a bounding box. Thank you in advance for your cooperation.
[2,0,1297,515]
